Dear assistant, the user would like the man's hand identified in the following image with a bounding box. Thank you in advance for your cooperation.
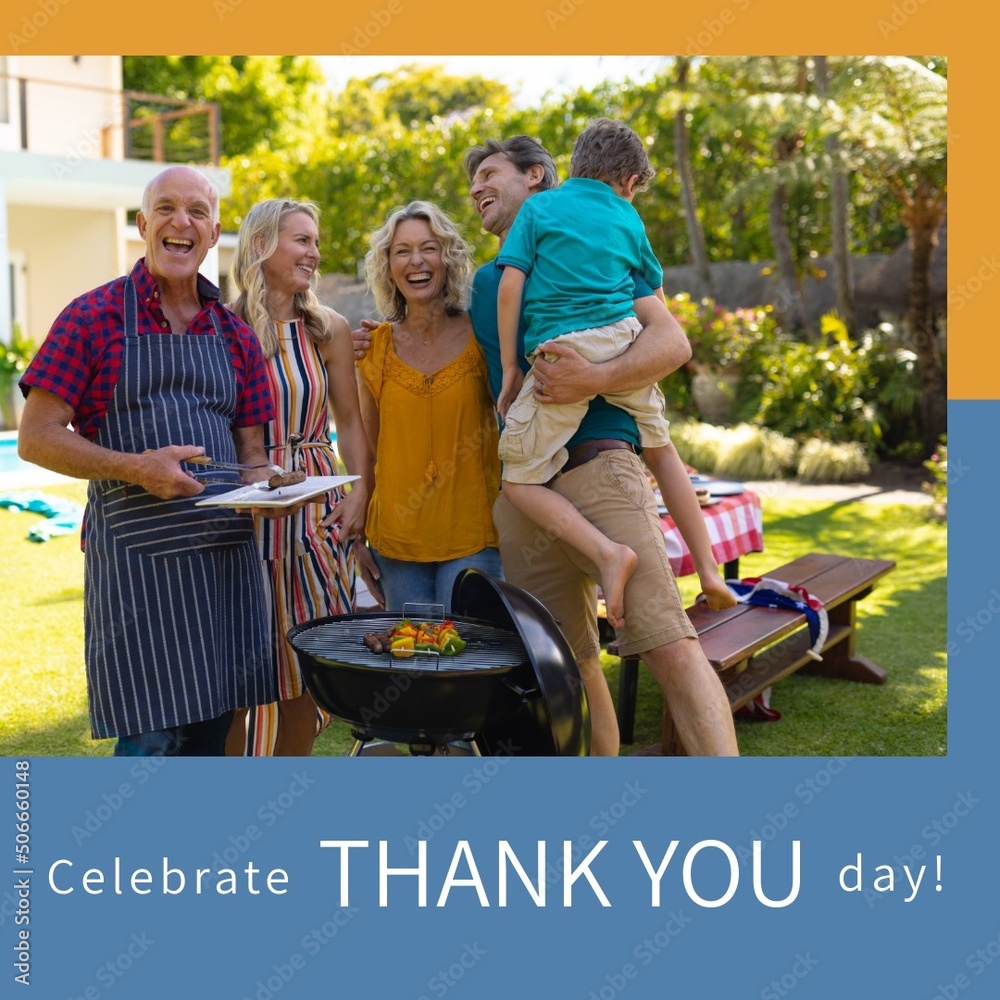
[529,341,599,405]
[530,296,692,407]
[136,445,207,499]
[352,319,379,361]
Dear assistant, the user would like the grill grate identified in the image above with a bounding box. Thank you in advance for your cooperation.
[290,613,526,672]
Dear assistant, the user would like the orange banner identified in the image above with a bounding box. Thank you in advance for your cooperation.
[0,0,986,394]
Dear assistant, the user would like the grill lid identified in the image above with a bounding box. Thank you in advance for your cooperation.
[451,569,590,756]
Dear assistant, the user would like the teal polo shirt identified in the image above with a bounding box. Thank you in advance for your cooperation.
[469,258,654,450]
[496,177,664,354]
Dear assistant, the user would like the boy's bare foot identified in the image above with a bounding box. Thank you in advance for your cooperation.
[600,544,639,629]
[700,571,737,611]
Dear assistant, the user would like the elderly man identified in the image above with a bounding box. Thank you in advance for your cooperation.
[19,165,278,756]
[462,136,738,757]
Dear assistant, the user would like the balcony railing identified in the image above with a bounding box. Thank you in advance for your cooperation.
[1,73,221,166]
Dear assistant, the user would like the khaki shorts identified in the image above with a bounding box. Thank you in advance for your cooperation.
[493,448,696,661]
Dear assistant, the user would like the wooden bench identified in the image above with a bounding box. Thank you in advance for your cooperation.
[607,552,896,752]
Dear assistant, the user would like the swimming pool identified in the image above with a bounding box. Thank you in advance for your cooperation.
[0,433,73,485]
[0,435,31,475]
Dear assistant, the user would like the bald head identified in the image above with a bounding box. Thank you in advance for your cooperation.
[136,165,222,285]
[141,166,220,224]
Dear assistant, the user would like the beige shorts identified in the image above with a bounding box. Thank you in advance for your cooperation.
[499,318,671,484]
[493,448,696,661]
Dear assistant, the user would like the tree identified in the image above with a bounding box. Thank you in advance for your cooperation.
[702,58,825,333]
[328,64,514,134]
[123,56,329,158]
[668,57,714,296]
[814,55,855,333]
[835,56,947,450]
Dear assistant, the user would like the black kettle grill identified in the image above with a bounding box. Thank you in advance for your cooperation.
[286,569,590,756]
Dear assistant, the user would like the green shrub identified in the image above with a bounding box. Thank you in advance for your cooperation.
[754,314,909,453]
[862,324,922,456]
[662,294,787,421]
[796,439,871,483]
[922,436,947,520]
[668,418,723,470]
[713,423,799,480]
[670,420,799,481]
[670,293,784,373]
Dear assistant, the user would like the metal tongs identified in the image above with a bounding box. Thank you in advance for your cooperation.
[185,456,284,478]
[184,455,304,490]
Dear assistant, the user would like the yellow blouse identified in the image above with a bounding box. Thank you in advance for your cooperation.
[358,322,500,562]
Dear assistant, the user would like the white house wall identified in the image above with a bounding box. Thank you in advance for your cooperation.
[8,204,120,339]
[1,55,123,159]
[0,55,231,349]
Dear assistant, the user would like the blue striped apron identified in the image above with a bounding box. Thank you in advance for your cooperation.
[83,277,275,739]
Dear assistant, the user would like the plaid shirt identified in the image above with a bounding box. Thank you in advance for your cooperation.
[21,258,274,438]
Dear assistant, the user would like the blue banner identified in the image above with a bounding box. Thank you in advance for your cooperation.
[3,401,981,1000]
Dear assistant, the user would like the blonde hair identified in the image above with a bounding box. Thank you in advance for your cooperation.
[364,201,472,323]
[230,199,331,358]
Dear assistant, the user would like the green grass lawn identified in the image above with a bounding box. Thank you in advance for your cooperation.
[606,498,947,756]
[0,483,945,758]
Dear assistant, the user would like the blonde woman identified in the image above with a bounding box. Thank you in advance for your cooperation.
[227,198,376,756]
[358,201,501,610]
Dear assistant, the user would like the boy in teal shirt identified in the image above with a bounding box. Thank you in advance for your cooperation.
[496,119,732,629]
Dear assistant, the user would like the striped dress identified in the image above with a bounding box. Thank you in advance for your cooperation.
[246,319,356,754]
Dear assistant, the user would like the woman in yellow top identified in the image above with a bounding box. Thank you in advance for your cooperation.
[358,201,501,611]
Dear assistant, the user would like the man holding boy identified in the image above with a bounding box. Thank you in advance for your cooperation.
[464,135,738,757]
[492,119,733,632]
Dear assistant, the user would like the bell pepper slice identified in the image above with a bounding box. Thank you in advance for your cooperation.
[439,635,466,656]
[390,636,415,657]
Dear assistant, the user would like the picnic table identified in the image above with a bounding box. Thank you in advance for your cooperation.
[660,487,764,580]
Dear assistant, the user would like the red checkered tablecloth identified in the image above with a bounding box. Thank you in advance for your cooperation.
[661,490,764,578]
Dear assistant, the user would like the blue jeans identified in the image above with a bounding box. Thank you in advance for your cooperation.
[372,548,503,612]
[113,711,235,756]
